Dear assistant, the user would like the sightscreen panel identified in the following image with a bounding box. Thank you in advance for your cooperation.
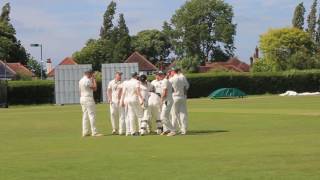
[55,65,92,105]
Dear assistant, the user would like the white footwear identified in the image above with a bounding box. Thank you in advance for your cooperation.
[112,130,117,135]
[160,131,170,136]
[167,132,176,137]
[180,131,187,135]
[92,133,104,137]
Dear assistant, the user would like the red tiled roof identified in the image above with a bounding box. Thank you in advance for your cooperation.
[0,60,16,78]
[124,52,157,71]
[200,58,250,73]
[48,57,77,77]
[7,63,33,77]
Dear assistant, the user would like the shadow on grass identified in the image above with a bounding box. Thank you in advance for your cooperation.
[187,130,229,136]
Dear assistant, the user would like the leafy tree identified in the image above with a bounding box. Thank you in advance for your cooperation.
[175,56,200,73]
[0,3,28,64]
[170,0,236,62]
[75,1,132,69]
[27,57,46,78]
[100,1,116,40]
[251,59,277,72]
[307,0,317,40]
[73,39,108,70]
[132,30,171,63]
[260,28,316,71]
[112,13,132,62]
[292,3,305,30]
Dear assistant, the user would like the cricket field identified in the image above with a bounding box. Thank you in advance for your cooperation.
[0,96,319,180]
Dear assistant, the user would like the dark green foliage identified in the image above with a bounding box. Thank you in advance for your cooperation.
[186,71,320,98]
[0,3,28,65]
[307,0,317,39]
[7,80,102,104]
[170,0,236,61]
[7,80,54,104]
[132,29,171,63]
[74,2,132,69]
[292,3,306,30]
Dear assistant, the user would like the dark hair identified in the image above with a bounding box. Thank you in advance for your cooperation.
[139,74,147,82]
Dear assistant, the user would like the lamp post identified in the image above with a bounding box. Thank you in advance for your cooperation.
[30,43,43,80]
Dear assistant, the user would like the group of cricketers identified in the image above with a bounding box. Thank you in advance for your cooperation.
[79,68,189,137]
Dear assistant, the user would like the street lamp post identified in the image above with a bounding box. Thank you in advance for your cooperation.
[30,43,43,80]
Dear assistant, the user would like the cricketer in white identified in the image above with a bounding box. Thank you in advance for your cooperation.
[107,71,125,135]
[79,70,103,137]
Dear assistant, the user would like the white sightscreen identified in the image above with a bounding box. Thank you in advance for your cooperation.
[55,64,92,105]
[101,63,139,103]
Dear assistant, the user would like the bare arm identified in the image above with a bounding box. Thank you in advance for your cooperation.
[90,78,97,92]
[107,88,112,103]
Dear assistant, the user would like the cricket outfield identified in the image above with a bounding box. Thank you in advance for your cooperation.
[0,96,319,180]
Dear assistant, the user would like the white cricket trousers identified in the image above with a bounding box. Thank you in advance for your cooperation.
[148,93,162,131]
[160,99,175,132]
[172,97,188,133]
[80,97,98,135]
[127,101,143,135]
[109,102,125,134]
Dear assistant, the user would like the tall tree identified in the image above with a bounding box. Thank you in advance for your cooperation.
[307,0,317,40]
[316,10,320,46]
[292,3,306,30]
[260,28,316,71]
[100,1,116,40]
[132,30,171,63]
[0,3,28,64]
[112,13,132,62]
[170,0,236,62]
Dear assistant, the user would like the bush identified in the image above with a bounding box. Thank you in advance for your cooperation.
[7,80,102,105]
[186,70,320,98]
[8,80,54,104]
[7,70,320,104]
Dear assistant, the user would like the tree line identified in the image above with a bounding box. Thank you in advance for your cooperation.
[73,0,237,71]
[253,0,320,72]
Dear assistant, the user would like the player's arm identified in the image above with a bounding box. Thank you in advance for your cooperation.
[136,83,144,105]
[117,87,123,103]
[120,87,126,107]
[107,83,112,103]
[90,76,97,92]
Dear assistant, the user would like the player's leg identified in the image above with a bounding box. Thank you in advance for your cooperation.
[179,98,188,135]
[160,100,175,136]
[110,103,118,134]
[87,100,100,136]
[81,102,90,136]
[118,105,126,135]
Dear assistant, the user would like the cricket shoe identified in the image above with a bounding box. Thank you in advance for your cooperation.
[160,131,170,136]
[156,129,163,135]
[167,132,176,137]
[112,130,117,135]
[92,133,104,137]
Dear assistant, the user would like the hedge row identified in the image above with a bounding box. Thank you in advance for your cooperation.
[186,71,320,98]
[5,70,320,104]
[7,80,102,105]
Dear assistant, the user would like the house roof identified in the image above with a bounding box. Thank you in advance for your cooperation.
[124,52,157,71]
[0,60,16,79]
[7,63,33,77]
[47,57,77,77]
[200,58,250,73]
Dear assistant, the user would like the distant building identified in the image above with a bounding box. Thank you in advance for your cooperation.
[46,58,53,74]
[124,52,158,75]
[199,58,250,73]
[0,60,33,80]
[47,57,78,78]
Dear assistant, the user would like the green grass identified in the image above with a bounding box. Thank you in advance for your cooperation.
[1,96,320,180]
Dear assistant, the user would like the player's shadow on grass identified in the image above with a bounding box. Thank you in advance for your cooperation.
[187,130,229,136]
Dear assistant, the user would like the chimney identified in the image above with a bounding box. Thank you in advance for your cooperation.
[46,58,52,74]
[250,57,254,66]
